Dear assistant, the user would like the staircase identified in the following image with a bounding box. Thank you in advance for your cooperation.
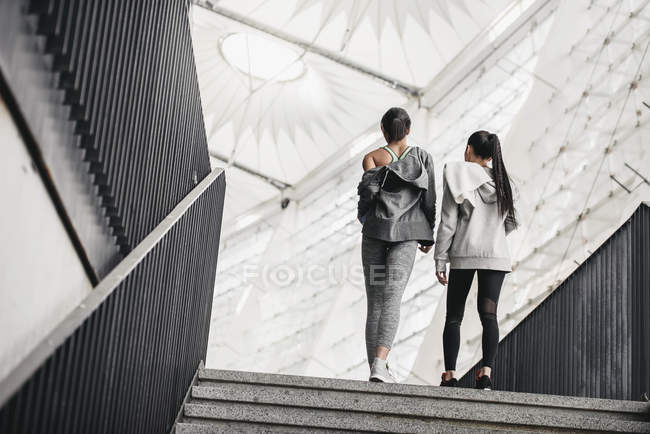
[173,368,650,433]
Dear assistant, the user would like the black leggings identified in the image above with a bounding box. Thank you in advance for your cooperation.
[443,269,506,371]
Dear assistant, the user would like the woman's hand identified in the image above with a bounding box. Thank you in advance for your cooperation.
[418,244,432,253]
[436,271,448,285]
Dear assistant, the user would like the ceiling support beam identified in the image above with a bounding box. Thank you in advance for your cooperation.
[210,151,292,191]
[193,0,422,99]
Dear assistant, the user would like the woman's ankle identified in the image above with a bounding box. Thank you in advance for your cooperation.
[442,370,455,381]
[478,366,491,378]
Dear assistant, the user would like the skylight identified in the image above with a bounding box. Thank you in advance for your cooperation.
[220,32,305,82]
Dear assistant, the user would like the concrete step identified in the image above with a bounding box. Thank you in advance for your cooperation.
[175,368,650,433]
[175,420,344,433]
[181,401,542,433]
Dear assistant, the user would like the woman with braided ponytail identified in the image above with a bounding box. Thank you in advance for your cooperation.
[434,130,519,390]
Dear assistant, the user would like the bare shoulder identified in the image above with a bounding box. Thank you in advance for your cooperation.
[362,148,392,170]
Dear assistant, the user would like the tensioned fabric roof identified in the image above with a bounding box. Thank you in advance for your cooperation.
[191,0,650,382]
[191,0,513,224]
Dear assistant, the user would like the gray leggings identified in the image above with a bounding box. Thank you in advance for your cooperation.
[361,234,418,366]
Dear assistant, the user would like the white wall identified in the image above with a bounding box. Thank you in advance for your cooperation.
[0,96,93,383]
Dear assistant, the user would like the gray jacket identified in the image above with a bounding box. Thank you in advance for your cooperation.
[434,161,519,272]
[357,146,436,245]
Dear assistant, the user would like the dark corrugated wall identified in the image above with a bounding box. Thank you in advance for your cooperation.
[0,173,226,434]
[0,0,226,432]
[0,0,210,277]
[459,204,650,401]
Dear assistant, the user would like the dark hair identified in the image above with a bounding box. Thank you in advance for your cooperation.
[467,131,515,219]
[381,107,411,143]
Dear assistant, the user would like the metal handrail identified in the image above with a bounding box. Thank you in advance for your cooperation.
[0,167,224,408]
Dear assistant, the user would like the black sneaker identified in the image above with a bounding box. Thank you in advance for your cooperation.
[475,374,492,390]
[440,373,458,387]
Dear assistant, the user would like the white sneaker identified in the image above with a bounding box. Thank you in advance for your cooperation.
[369,358,397,383]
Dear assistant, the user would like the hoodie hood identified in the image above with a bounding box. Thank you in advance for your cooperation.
[359,151,430,191]
[385,155,430,190]
[478,178,497,204]
[479,169,521,204]
[443,162,492,203]
[443,161,494,216]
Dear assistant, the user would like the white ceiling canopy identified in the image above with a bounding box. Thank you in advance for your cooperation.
[207,0,513,87]
[191,0,514,228]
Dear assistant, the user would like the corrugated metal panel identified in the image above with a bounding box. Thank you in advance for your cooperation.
[0,172,226,434]
[0,0,210,277]
[459,204,650,401]
[0,0,225,430]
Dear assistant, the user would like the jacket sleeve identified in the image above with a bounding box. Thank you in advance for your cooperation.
[357,172,380,223]
[421,151,437,230]
[434,169,458,272]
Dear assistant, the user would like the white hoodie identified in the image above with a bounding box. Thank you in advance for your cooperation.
[434,161,518,272]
